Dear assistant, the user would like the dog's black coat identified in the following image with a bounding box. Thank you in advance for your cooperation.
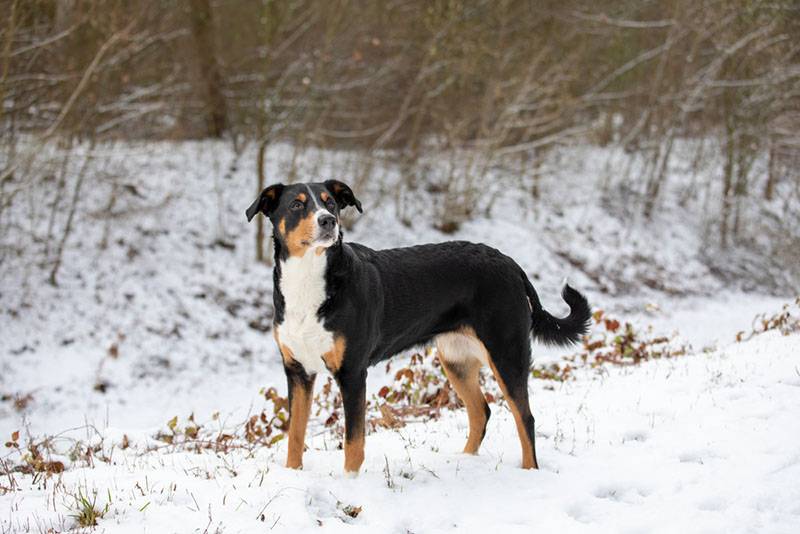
[246,180,591,471]
[320,239,590,365]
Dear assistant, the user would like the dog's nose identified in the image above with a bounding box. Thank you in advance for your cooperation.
[318,214,336,231]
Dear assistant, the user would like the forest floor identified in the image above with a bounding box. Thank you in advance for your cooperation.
[1,141,798,533]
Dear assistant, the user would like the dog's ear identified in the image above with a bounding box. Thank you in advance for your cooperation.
[324,180,363,213]
[246,183,284,222]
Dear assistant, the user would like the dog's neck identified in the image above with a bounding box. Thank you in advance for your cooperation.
[271,231,345,325]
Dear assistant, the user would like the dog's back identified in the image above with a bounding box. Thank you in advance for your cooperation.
[343,240,538,361]
[335,240,590,362]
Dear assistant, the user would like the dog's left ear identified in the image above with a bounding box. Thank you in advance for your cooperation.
[246,183,284,222]
[324,180,363,213]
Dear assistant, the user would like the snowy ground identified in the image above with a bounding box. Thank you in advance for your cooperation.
[2,330,799,533]
[1,141,798,532]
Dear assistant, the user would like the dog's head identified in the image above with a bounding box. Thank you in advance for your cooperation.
[246,180,362,257]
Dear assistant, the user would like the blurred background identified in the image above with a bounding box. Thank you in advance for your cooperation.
[2,1,799,282]
[0,1,799,433]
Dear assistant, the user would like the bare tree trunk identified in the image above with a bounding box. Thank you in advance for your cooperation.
[255,139,268,264]
[720,123,735,249]
[54,0,77,32]
[49,143,93,286]
[188,0,227,138]
[732,137,753,241]
[0,0,19,125]
[764,136,776,201]
[44,144,72,260]
[643,134,674,219]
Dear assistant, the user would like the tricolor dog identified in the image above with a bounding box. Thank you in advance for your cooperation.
[246,180,591,474]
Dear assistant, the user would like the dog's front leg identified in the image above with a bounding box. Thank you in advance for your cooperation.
[336,367,367,475]
[284,361,316,469]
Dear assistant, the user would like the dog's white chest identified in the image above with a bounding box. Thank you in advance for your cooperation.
[276,250,332,374]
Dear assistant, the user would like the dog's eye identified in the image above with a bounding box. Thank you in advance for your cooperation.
[290,200,304,211]
[324,198,336,210]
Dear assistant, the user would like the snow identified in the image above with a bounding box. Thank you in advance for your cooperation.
[2,332,799,533]
[1,140,798,532]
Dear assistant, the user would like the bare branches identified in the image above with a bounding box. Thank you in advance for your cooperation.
[0,0,19,124]
[0,0,796,282]
[42,21,134,139]
[10,23,78,58]
[571,11,675,29]
[47,145,92,287]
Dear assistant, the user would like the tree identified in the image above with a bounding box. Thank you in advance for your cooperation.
[188,0,227,138]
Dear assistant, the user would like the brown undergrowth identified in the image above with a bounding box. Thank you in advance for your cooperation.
[531,309,689,382]
[736,297,800,342]
[4,299,797,483]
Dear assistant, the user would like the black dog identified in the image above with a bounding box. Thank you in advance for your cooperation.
[246,180,590,474]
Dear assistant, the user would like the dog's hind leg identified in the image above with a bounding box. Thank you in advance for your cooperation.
[436,330,491,454]
[476,330,539,469]
[487,347,539,469]
[439,356,491,454]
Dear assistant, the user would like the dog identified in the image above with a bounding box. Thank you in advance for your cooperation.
[246,180,591,474]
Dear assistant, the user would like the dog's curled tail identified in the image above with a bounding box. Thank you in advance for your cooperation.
[524,279,592,346]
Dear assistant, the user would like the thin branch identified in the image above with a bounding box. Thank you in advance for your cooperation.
[571,11,675,29]
[10,23,78,57]
[48,145,93,286]
[43,21,135,139]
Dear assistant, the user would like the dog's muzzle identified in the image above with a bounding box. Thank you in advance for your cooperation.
[315,213,338,243]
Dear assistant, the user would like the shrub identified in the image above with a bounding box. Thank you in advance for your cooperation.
[736,297,800,342]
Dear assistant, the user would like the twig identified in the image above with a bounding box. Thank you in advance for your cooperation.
[48,144,94,286]
[43,20,135,139]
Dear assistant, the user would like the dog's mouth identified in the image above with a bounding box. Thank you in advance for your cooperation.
[310,228,338,247]
[298,230,337,247]
[317,232,336,243]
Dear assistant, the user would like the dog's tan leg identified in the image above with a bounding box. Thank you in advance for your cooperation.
[488,360,539,469]
[337,368,367,475]
[344,427,365,474]
[438,354,490,454]
[284,363,316,469]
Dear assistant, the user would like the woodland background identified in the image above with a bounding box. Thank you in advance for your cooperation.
[1,0,799,289]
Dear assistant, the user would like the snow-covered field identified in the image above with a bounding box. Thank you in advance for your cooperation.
[3,330,799,533]
[1,141,798,532]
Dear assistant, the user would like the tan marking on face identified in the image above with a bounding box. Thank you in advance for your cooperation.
[284,212,316,257]
[286,375,315,469]
[488,359,537,469]
[296,192,307,202]
[322,335,346,373]
[320,192,330,202]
